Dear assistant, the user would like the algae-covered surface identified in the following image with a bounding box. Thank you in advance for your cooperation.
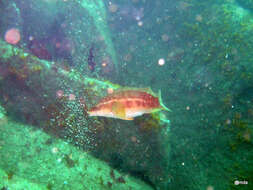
[0,0,253,190]
[0,106,152,190]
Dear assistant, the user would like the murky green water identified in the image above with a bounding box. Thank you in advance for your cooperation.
[0,0,252,190]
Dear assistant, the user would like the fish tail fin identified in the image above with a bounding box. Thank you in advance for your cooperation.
[158,90,172,112]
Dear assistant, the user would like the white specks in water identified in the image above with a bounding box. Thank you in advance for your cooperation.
[161,34,169,42]
[57,158,62,163]
[107,88,114,94]
[68,93,76,101]
[56,90,64,98]
[195,14,203,22]
[29,36,34,41]
[226,119,231,125]
[206,185,214,190]
[51,147,59,154]
[158,58,165,66]
[108,3,118,13]
[137,21,143,26]
[131,136,140,144]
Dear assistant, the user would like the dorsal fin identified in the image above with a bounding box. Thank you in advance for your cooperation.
[114,87,157,97]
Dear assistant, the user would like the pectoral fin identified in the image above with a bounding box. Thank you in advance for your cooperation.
[112,102,126,119]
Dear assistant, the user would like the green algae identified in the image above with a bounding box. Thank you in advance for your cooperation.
[0,118,153,190]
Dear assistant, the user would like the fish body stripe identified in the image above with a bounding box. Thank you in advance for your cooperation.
[100,91,155,103]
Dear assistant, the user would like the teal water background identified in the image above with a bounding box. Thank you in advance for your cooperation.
[0,0,253,190]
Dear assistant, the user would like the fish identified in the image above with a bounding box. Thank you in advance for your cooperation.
[87,88,171,120]
[87,46,96,72]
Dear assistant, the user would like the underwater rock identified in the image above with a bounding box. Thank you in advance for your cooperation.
[0,0,118,77]
[0,40,171,189]
[0,112,153,190]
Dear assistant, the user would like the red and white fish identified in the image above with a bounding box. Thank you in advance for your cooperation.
[88,88,171,120]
